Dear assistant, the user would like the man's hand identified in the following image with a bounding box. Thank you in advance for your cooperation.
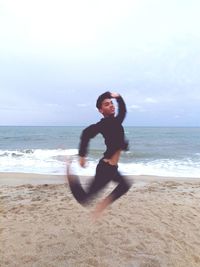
[79,156,86,168]
[110,92,120,98]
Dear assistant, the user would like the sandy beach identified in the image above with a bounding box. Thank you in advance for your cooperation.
[1,173,200,267]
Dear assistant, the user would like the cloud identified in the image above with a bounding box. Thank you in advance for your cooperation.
[144,97,158,104]
[77,103,91,108]
[1,0,200,126]
[128,104,146,112]
[174,115,181,119]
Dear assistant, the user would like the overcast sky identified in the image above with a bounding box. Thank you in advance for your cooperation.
[0,0,200,126]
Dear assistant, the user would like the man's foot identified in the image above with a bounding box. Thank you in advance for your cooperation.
[91,196,113,222]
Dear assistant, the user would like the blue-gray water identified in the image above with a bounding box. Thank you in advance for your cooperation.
[0,126,200,177]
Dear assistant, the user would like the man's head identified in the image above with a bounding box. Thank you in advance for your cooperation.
[96,91,115,117]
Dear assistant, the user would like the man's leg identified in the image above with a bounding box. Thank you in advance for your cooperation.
[109,170,131,201]
[66,159,111,206]
[66,161,88,205]
[92,166,131,220]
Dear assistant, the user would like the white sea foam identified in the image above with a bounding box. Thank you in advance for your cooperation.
[0,149,78,175]
[0,149,200,178]
[119,160,200,178]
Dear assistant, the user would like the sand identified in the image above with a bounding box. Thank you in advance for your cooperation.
[1,173,200,267]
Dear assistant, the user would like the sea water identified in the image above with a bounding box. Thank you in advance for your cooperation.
[0,126,200,178]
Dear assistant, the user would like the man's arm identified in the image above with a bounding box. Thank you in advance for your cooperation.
[111,92,127,123]
[78,123,100,167]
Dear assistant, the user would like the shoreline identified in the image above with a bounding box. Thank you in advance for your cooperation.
[0,172,200,186]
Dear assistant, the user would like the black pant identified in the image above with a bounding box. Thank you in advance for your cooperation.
[68,159,131,206]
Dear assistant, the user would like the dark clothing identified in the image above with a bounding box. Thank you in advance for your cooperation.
[68,159,131,206]
[68,94,131,207]
[79,95,128,158]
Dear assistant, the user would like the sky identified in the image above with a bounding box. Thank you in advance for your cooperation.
[0,0,200,126]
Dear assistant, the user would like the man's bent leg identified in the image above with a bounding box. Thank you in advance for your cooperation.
[92,168,131,220]
[86,160,111,199]
[67,159,111,206]
[67,164,89,205]
[110,170,131,202]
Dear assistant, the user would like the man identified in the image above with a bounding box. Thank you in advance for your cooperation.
[67,91,131,219]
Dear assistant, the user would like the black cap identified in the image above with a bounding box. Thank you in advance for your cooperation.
[96,91,111,109]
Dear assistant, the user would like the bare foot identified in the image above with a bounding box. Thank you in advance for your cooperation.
[91,207,104,222]
[91,196,113,222]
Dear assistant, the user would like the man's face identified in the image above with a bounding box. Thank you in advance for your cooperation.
[99,98,115,117]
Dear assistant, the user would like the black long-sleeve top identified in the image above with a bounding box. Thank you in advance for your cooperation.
[79,95,128,159]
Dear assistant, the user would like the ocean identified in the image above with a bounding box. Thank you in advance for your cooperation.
[0,126,200,178]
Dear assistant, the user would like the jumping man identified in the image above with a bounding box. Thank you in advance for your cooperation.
[67,91,131,219]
